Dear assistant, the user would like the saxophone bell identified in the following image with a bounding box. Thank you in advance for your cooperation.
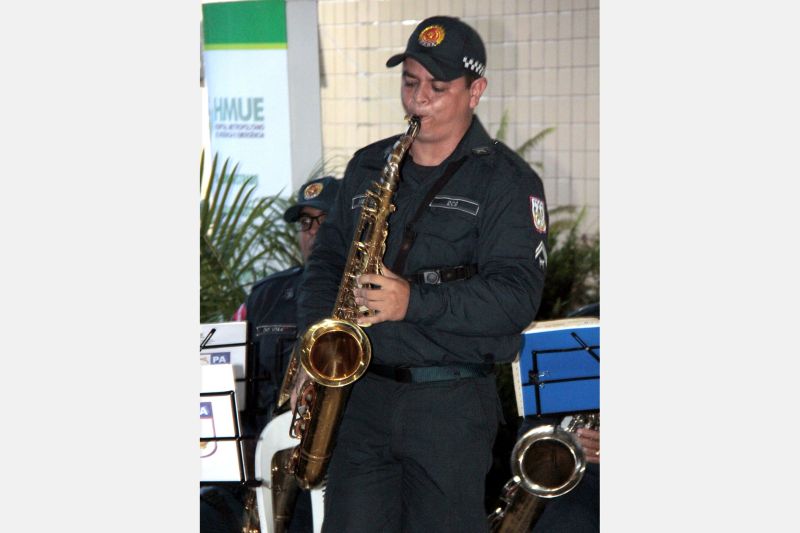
[511,423,587,498]
[488,413,599,532]
[299,318,371,388]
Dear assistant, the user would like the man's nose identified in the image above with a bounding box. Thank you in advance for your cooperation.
[413,83,431,104]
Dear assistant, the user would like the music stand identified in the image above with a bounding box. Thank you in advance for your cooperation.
[512,317,600,418]
[200,321,258,486]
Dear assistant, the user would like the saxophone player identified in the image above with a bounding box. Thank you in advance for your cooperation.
[296,16,548,532]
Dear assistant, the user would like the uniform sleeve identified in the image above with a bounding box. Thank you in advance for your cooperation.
[296,159,358,333]
[404,162,548,336]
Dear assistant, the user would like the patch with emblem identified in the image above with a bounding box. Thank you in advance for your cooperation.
[430,195,480,216]
[418,25,445,47]
[304,182,323,199]
[530,196,547,234]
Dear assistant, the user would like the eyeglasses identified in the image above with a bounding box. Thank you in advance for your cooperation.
[298,213,326,232]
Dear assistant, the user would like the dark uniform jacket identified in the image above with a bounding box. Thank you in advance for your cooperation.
[297,116,548,367]
[243,265,303,433]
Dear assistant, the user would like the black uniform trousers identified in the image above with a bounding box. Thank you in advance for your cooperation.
[321,371,500,533]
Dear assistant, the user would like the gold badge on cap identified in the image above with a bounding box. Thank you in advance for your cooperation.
[418,25,445,47]
[304,183,323,199]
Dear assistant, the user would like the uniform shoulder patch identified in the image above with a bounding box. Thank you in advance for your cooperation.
[530,196,547,234]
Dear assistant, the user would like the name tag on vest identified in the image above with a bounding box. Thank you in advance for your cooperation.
[429,195,480,216]
[255,324,297,337]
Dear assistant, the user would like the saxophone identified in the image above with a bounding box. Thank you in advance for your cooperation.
[280,115,421,491]
[488,413,600,532]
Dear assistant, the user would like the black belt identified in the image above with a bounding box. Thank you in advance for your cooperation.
[368,363,494,383]
[406,264,477,285]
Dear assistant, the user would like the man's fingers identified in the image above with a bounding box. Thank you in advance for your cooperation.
[353,271,409,323]
[357,273,381,287]
[576,428,599,441]
[354,292,387,309]
[357,316,379,327]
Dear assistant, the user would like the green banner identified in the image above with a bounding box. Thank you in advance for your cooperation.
[202,0,293,198]
[202,0,287,49]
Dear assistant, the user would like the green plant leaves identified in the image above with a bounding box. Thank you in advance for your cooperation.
[200,152,300,322]
[537,205,599,320]
[493,110,554,171]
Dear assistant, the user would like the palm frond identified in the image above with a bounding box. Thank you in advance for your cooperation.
[495,109,510,143]
[492,113,554,173]
[515,126,555,157]
[200,151,300,322]
[208,160,239,238]
[216,177,259,257]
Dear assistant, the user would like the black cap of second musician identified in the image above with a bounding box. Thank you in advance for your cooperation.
[283,176,341,223]
[386,16,487,81]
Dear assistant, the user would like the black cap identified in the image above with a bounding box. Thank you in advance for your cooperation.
[283,176,341,223]
[386,16,486,81]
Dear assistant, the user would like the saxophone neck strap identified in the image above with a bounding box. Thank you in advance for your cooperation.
[392,155,469,274]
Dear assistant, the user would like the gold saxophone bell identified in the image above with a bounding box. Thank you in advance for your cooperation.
[299,318,371,388]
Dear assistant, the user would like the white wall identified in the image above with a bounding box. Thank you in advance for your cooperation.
[316,0,600,233]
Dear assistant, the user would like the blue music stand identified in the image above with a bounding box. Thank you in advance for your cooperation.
[513,318,600,417]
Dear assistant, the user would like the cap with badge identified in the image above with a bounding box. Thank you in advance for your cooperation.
[386,16,486,81]
[283,176,341,223]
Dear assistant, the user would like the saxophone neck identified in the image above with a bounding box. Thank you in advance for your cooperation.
[382,115,421,185]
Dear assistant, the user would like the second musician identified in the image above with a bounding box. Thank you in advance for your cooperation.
[296,16,549,532]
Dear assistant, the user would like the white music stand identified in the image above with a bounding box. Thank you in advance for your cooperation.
[255,411,325,533]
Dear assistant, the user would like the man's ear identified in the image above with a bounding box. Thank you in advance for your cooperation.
[468,77,488,109]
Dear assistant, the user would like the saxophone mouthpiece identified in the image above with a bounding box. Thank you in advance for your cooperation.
[405,115,421,138]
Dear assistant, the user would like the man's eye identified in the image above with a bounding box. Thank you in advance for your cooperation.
[432,85,446,93]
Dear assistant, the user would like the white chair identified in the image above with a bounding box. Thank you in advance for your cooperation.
[254,411,325,533]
